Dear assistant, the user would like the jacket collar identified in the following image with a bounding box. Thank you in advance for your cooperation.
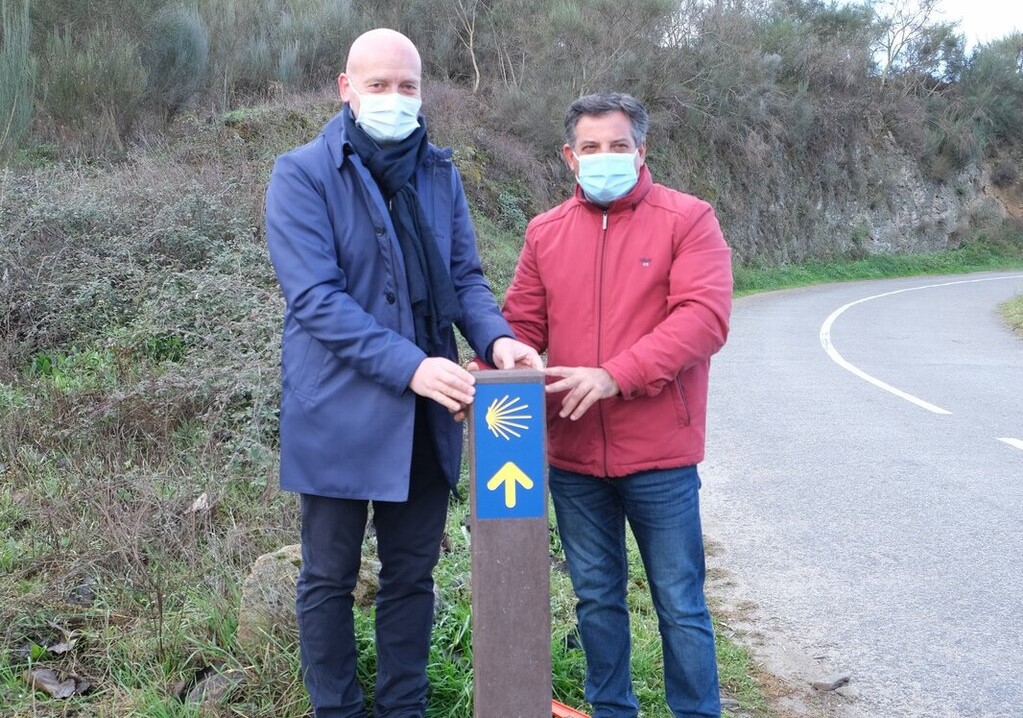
[573,164,654,213]
[323,110,349,169]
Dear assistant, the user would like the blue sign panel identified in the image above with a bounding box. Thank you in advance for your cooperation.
[473,378,545,520]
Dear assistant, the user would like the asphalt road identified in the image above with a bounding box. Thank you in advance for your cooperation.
[701,271,1023,718]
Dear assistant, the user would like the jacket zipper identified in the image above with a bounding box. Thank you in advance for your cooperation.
[597,210,609,475]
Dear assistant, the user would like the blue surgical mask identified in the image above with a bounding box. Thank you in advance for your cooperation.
[350,88,422,144]
[574,151,639,204]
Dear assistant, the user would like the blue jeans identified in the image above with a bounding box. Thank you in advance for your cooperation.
[549,465,720,718]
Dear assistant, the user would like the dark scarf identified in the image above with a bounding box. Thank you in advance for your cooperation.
[343,105,460,357]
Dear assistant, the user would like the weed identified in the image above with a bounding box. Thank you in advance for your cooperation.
[1000,295,1023,336]
[497,188,529,233]
[141,333,187,364]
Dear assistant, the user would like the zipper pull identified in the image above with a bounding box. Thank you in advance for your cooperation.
[602,211,608,230]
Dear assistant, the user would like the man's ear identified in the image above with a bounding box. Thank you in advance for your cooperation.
[337,73,350,102]
[562,144,577,174]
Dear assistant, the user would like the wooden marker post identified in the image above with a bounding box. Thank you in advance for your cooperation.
[468,369,551,718]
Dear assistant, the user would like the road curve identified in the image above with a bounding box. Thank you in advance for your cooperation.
[701,271,1023,718]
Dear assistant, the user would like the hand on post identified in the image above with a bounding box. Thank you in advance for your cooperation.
[490,337,544,371]
[451,360,481,422]
[409,357,477,413]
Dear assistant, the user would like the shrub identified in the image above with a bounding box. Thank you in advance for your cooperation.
[992,161,1018,188]
[0,0,36,161]
[29,0,173,44]
[288,0,361,87]
[925,103,980,181]
[144,5,210,122]
[37,25,148,153]
[200,0,361,106]
[960,34,1023,145]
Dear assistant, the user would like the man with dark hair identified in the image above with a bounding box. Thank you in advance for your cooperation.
[501,92,733,717]
[265,28,541,718]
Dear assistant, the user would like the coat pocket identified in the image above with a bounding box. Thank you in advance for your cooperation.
[282,330,330,404]
[672,375,692,427]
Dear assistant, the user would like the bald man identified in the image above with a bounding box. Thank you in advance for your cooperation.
[266,28,541,717]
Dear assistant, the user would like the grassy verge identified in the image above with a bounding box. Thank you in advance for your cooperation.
[733,229,1023,296]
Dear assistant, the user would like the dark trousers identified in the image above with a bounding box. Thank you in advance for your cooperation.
[296,416,450,718]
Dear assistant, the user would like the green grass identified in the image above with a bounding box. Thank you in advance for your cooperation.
[733,230,1023,296]
[472,210,526,303]
[1000,295,1023,336]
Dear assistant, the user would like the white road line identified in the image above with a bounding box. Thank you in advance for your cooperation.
[819,274,1023,415]
[997,438,1023,451]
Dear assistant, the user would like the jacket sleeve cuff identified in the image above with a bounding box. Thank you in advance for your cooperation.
[394,348,428,396]
[602,359,641,400]
[484,335,513,366]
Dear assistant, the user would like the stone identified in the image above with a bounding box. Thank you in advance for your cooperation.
[236,544,381,656]
[183,669,246,706]
[68,575,97,606]
[811,674,851,691]
[720,697,741,712]
[236,545,303,655]
[353,553,382,609]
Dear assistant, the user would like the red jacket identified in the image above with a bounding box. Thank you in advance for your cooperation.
[502,166,732,477]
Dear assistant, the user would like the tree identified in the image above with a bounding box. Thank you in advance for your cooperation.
[872,0,943,85]
[903,21,966,87]
[453,0,482,93]
[959,32,1023,143]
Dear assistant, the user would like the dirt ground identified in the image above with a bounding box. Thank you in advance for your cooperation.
[705,538,864,718]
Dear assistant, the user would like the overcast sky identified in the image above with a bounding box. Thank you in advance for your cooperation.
[934,0,1022,48]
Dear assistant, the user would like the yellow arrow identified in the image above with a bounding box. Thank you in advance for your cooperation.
[486,461,534,508]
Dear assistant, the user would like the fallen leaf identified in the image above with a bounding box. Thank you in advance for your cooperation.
[23,667,92,699]
[48,637,78,655]
[45,623,80,656]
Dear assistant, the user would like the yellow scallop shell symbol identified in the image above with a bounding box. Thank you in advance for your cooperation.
[485,394,532,440]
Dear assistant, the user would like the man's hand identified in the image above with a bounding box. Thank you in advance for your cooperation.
[450,360,481,423]
[544,366,619,420]
[410,357,476,412]
[490,336,544,371]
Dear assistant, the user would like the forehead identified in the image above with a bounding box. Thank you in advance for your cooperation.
[572,111,635,146]
[349,42,421,81]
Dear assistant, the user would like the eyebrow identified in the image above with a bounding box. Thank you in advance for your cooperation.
[579,137,632,145]
[360,74,420,84]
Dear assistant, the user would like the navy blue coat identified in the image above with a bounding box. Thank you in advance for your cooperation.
[265,111,511,500]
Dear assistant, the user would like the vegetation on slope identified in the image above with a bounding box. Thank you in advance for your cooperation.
[2,1,1022,716]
